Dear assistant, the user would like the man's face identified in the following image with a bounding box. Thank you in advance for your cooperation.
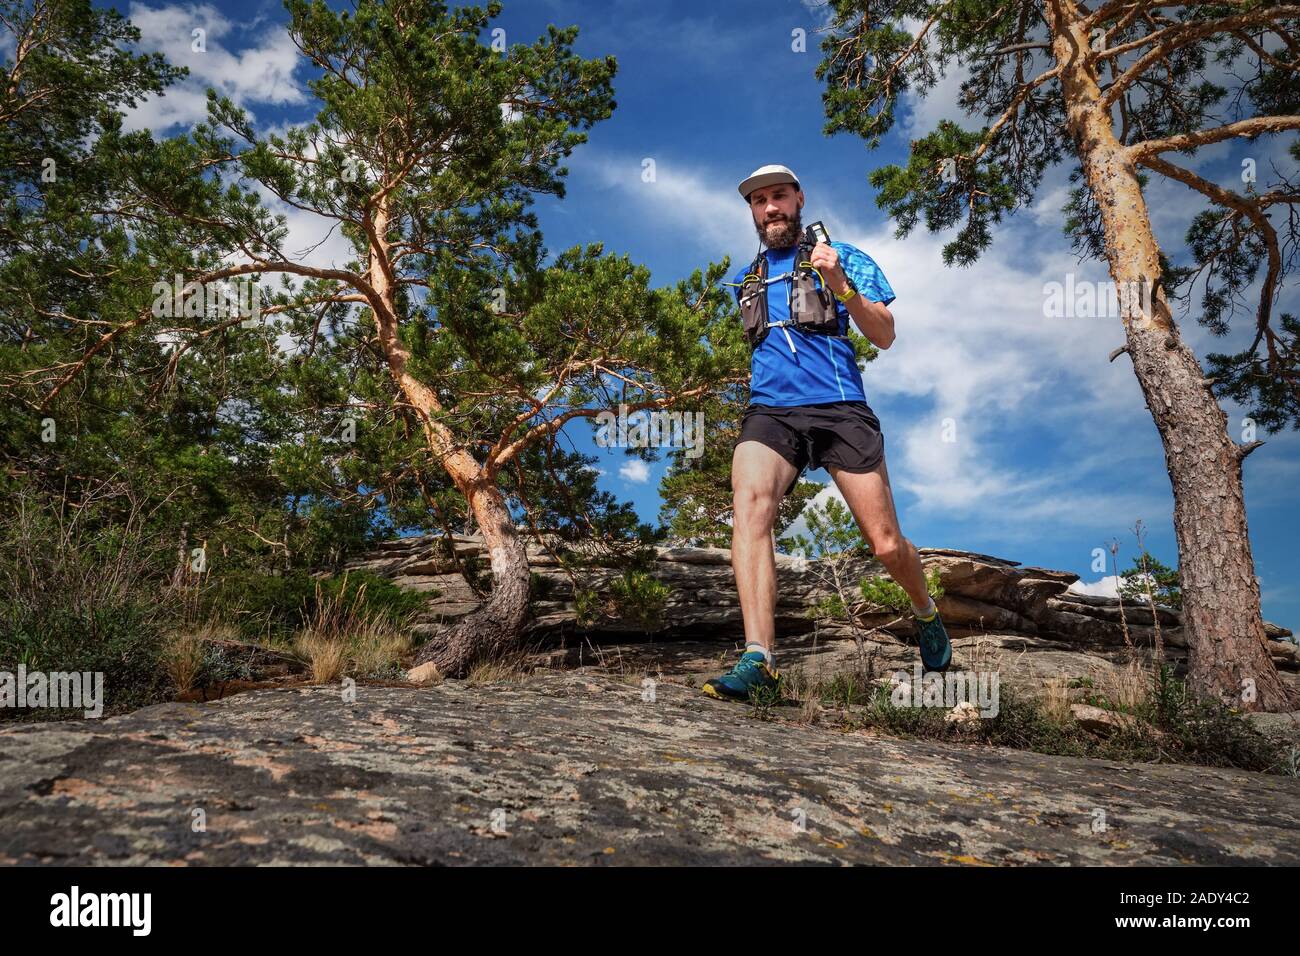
[748,183,804,249]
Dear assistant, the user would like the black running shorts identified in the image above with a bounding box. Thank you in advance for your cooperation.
[736,401,885,496]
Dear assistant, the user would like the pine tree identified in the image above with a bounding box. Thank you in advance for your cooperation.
[0,0,394,587]
[14,0,747,677]
[813,0,1300,710]
[1120,550,1182,610]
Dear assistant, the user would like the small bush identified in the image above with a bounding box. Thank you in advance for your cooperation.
[0,493,175,720]
[573,587,602,627]
[575,570,670,630]
[529,571,557,601]
[860,567,944,613]
[609,569,669,630]
[819,669,875,708]
[209,568,427,644]
[745,680,781,720]
[1118,665,1288,772]
[790,663,1293,775]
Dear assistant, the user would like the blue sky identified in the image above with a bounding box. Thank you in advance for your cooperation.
[94,0,1300,630]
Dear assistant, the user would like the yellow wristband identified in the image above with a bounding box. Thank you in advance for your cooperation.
[834,283,858,303]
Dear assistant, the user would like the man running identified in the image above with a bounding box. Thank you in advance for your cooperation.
[702,164,952,703]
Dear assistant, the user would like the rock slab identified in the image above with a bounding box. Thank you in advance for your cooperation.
[2,672,1297,866]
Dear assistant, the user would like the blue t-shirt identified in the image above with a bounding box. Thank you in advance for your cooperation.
[731,240,895,406]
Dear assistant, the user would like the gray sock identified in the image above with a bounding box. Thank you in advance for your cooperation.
[912,597,937,619]
[745,642,772,664]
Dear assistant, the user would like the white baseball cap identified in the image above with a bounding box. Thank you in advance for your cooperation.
[737,164,801,201]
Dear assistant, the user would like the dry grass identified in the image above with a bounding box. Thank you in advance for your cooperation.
[291,580,413,684]
[294,630,350,683]
[797,686,823,725]
[1040,677,1075,725]
[777,665,816,723]
[349,622,412,675]
[161,621,240,693]
[777,658,879,727]
[1091,658,1152,713]
[465,649,536,686]
[162,633,205,693]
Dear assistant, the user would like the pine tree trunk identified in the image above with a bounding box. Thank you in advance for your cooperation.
[1048,4,1298,712]
[364,200,533,680]
[408,478,532,679]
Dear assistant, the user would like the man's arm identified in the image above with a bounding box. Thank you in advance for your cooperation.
[808,242,896,349]
[841,293,895,350]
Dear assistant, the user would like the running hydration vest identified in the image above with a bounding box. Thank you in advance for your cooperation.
[735,236,844,350]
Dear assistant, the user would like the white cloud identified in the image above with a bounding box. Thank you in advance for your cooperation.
[820,210,1173,526]
[895,17,980,143]
[567,150,759,257]
[1068,575,1121,598]
[619,459,651,483]
[798,0,837,29]
[123,2,307,133]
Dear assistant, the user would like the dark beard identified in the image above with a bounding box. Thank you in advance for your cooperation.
[755,209,802,250]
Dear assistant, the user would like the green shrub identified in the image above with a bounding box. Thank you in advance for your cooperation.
[819,669,875,708]
[1118,665,1287,772]
[206,568,427,643]
[804,667,1293,775]
[860,567,944,613]
[0,600,174,720]
[609,569,669,630]
[575,570,670,630]
[529,571,557,601]
[573,587,602,627]
[0,499,175,720]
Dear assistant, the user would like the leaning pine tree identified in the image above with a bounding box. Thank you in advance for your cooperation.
[33,0,748,677]
[814,0,1300,711]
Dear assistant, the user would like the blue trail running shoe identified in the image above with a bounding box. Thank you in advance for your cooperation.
[915,608,953,674]
[702,650,781,702]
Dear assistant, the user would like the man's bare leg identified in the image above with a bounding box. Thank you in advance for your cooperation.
[828,455,932,610]
[730,439,799,654]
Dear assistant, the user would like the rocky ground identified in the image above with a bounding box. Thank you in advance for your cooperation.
[3,669,1299,865]
[3,535,1297,866]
